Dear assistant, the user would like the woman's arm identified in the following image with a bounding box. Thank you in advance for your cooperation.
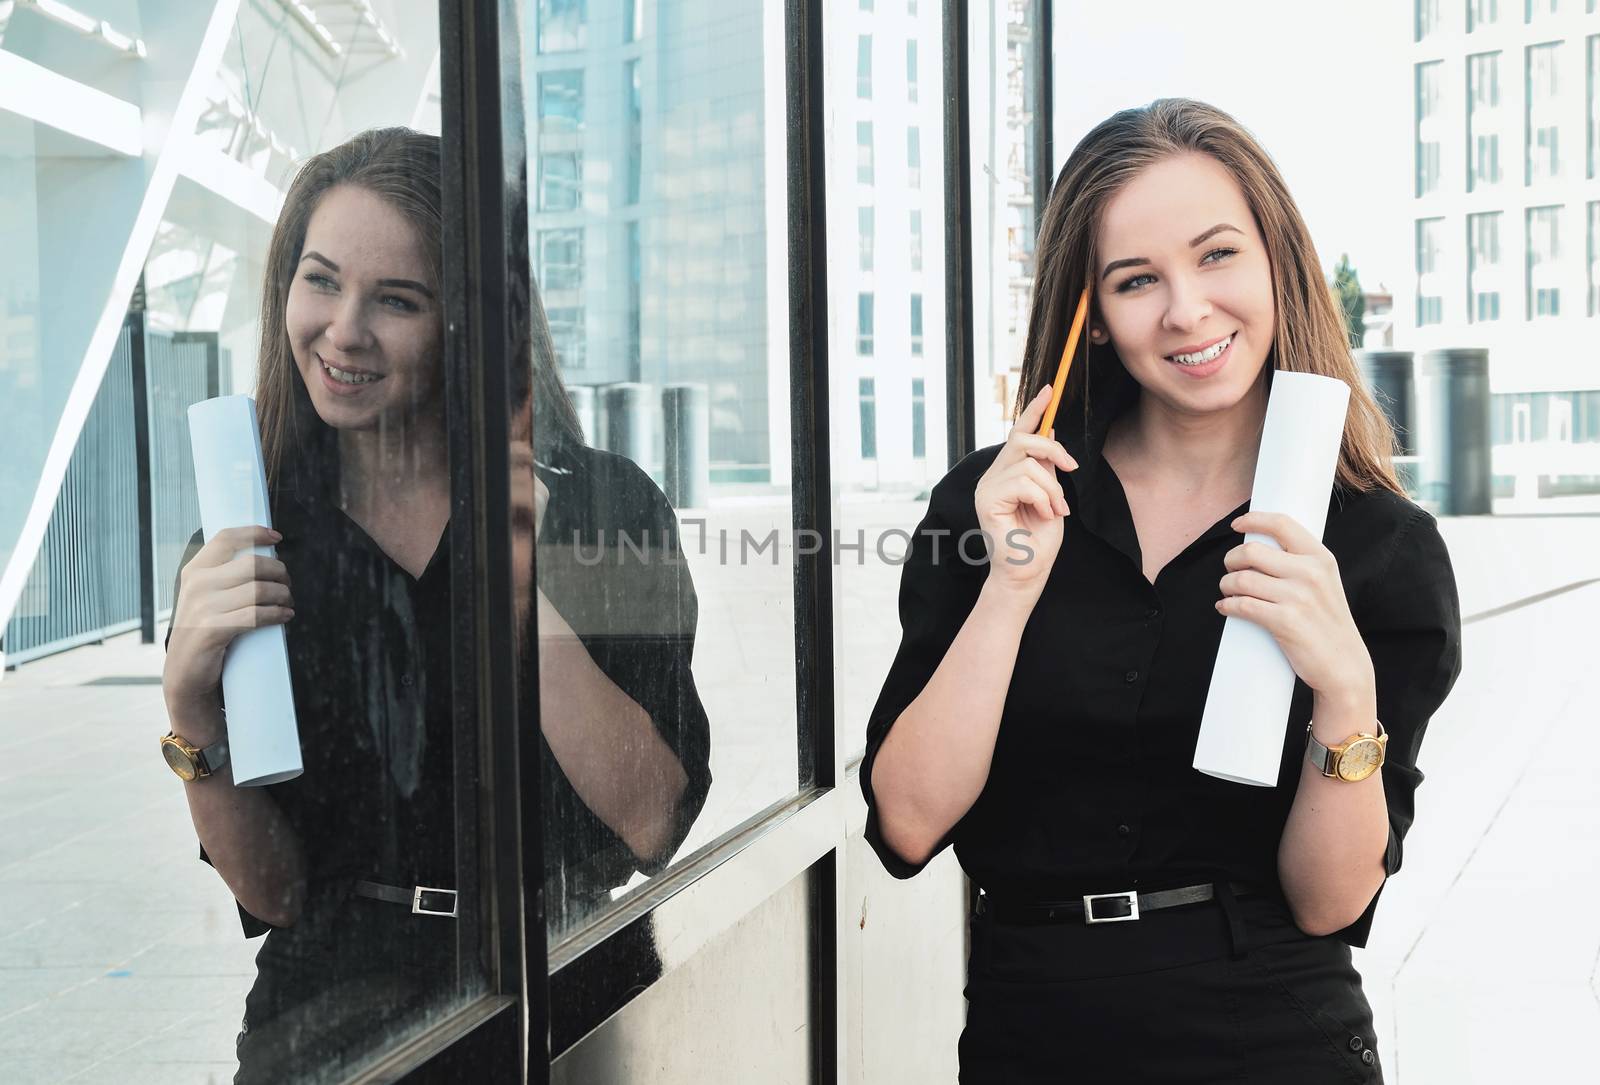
[534,590,690,866]
[167,695,308,928]
[870,579,1038,868]
[1276,680,1390,936]
[163,526,307,928]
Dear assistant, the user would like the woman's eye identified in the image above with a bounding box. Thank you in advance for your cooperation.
[382,295,419,313]
[303,273,336,290]
[1114,248,1237,293]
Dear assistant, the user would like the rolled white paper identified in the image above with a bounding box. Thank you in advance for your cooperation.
[187,396,303,787]
[1192,372,1351,787]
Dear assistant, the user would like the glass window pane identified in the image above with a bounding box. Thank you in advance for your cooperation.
[518,0,797,945]
[0,5,496,1080]
[826,0,947,759]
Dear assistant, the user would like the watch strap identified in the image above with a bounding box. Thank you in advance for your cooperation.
[195,737,230,776]
[1304,719,1385,778]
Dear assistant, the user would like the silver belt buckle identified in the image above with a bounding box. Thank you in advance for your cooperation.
[1082,890,1140,924]
[412,886,458,918]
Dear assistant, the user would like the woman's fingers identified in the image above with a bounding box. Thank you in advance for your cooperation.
[216,579,295,616]
[999,475,1054,524]
[203,554,292,591]
[216,604,297,631]
[1002,385,1054,459]
[1017,459,1069,516]
[1010,433,1078,476]
[192,525,281,568]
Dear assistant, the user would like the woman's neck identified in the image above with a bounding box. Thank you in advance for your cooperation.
[1108,372,1269,496]
[336,408,450,517]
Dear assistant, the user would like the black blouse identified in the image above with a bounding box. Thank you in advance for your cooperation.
[860,379,1464,948]
[172,438,712,946]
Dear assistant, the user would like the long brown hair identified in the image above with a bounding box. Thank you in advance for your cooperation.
[1015,98,1404,497]
[255,126,585,492]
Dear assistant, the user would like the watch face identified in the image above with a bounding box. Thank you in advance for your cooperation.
[161,739,198,781]
[1336,738,1383,782]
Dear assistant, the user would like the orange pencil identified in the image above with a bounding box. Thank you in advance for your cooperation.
[1038,285,1090,437]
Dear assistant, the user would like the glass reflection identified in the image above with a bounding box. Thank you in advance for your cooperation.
[523,0,799,943]
[163,129,473,1082]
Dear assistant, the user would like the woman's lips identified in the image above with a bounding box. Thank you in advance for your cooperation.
[317,354,383,395]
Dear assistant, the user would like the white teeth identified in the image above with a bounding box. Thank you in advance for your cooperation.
[322,359,379,384]
[1168,334,1233,366]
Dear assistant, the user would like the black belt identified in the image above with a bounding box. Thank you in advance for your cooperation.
[976,881,1257,925]
[352,880,459,918]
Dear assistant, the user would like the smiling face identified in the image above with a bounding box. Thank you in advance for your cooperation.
[1091,152,1276,416]
[285,184,443,432]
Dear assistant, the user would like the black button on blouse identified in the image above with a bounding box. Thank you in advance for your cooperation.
[860,379,1464,948]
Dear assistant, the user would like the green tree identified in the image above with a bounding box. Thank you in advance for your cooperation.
[1330,252,1366,349]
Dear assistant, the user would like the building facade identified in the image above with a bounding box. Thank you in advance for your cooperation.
[1407,0,1600,496]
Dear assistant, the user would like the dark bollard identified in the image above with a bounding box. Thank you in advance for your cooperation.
[1355,350,1418,495]
[566,383,597,446]
[663,383,710,509]
[599,382,656,473]
[1415,348,1492,516]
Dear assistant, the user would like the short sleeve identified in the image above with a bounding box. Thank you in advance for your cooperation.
[1332,507,1463,948]
[859,452,993,879]
[167,529,274,939]
[536,454,713,892]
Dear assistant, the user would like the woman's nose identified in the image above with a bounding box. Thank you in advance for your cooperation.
[326,297,373,353]
[1162,275,1213,332]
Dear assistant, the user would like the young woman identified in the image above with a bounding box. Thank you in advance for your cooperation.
[862,99,1463,1082]
[161,127,711,1081]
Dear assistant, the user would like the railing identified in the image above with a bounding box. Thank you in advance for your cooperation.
[3,318,226,667]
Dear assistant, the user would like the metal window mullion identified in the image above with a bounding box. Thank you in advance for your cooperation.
[944,0,975,465]
[786,1,839,1080]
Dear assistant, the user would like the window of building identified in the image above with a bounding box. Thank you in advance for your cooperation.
[907,126,921,189]
[858,292,874,354]
[537,228,584,292]
[859,206,874,271]
[1525,0,1559,21]
[1467,52,1502,191]
[1416,61,1443,197]
[857,121,874,183]
[625,0,643,41]
[538,70,584,132]
[1415,0,1442,41]
[1416,218,1445,326]
[1526,43,1562,185]
[910,292,923,355]
[859,378,877,459]
[538,151,582,211]
[909,209,923,271]
[626,59,642,204]
[860,0,873,10]
[538,0,586,53]
[1469,0,1501,31]
[626,220,641,374]
[858,34,872,99]
[1469,212,1503,322]
[1527,205,1563,318]
[911,377,926,459]
[1588,35,1598,180]
[1588,202,1600,316]
[907,40,919,103]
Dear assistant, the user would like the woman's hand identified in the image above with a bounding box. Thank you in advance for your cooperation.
[1216,511,1374,700]
[973,384,1078,601]
[163,526,295,732]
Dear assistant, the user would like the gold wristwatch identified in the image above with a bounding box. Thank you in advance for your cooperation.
[160,731,230,781]
[1305,720,1387,782]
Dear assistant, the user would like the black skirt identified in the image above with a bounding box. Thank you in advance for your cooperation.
[231,882,457,1085]
[959,884,1383,1084]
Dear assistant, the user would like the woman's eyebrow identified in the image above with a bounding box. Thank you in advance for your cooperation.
[377,278,435,299]
[1100,223,1243,281]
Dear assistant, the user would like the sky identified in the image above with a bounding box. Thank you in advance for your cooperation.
[1052,0,1413,294]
